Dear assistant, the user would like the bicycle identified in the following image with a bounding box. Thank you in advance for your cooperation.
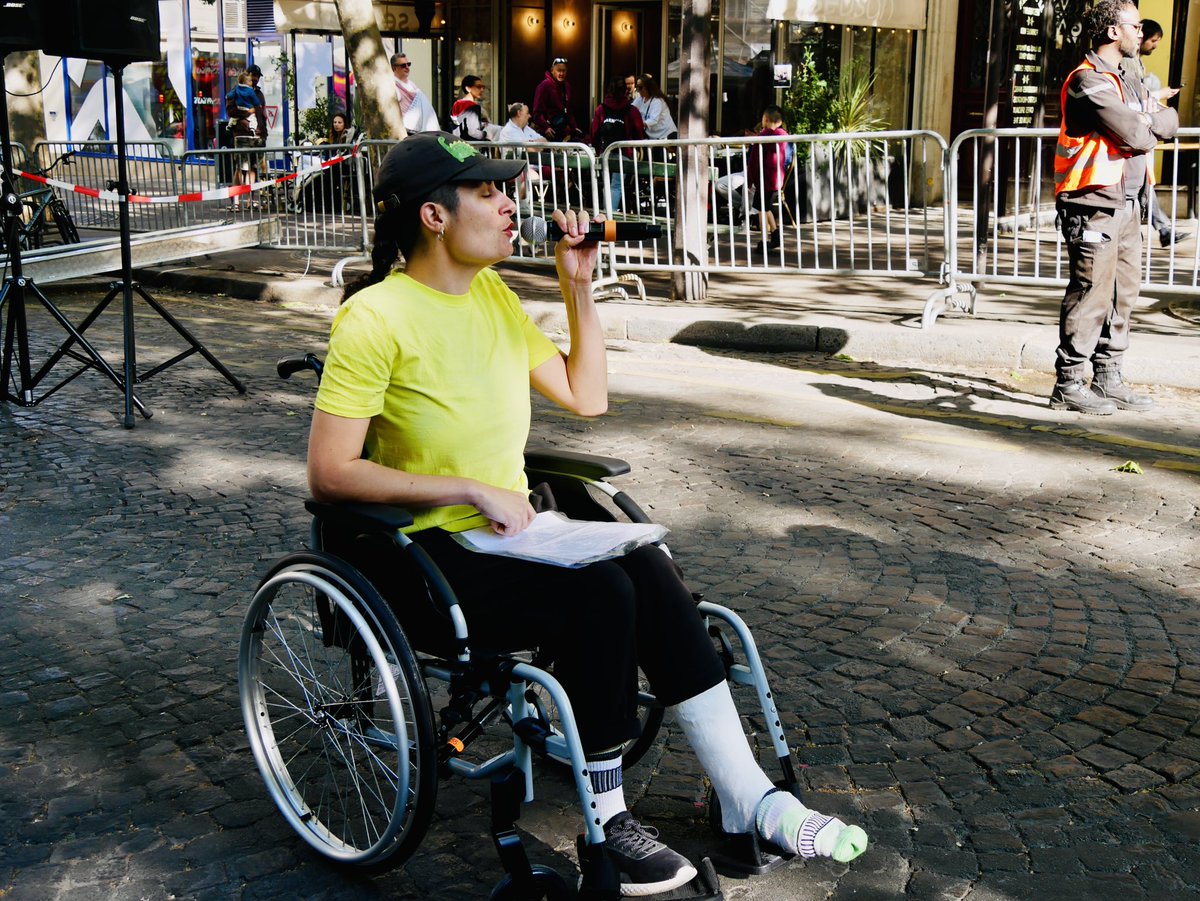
[3,150,81,252]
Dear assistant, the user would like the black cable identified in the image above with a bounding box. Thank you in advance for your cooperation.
[5,57,62,98]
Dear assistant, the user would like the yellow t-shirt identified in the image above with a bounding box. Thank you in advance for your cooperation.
[315,268,560,532]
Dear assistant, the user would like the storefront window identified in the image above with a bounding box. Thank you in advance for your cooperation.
[721,0,773,134]
[782,22,914,132]
[194,44,241,150]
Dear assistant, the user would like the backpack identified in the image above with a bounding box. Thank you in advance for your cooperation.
[594,107,627,153]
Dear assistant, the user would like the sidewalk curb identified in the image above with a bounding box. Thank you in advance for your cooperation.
[62,265,1199,390]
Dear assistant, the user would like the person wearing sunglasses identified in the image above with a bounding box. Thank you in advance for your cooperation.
[532,56,583,142]
[391,52,441,134]
[1050,0,1178,415]
[450,75,498,141]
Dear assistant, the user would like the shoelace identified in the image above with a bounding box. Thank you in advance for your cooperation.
[608,818,663,856]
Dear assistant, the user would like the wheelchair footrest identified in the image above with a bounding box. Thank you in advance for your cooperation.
[706,830,793,877]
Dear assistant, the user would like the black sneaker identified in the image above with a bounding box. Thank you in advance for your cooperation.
[1160,230,1191,247]
[603,812,697,896]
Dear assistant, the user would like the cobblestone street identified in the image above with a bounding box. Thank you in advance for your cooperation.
[3,289,1200,900]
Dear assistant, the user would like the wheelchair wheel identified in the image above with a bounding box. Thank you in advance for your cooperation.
[239,551,438,867]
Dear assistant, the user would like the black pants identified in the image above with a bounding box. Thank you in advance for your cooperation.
[347,528,726,752]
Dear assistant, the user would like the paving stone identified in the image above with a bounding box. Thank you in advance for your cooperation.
[5,300,1200,899]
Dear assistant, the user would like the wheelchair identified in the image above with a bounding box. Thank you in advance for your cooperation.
[238,354,812,899]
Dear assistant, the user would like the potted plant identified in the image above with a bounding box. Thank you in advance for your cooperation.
[783,56,893,221]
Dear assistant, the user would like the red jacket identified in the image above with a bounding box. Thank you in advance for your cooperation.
[747,126,789,193]
[531,71,577,138]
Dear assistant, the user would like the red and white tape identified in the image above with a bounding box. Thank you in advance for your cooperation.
[13,145,359,204]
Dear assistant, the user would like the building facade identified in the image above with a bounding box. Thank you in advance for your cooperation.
[29,0,1199,170]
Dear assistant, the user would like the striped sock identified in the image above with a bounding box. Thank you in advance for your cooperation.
[586,747,627,828]
[755,789,868,863]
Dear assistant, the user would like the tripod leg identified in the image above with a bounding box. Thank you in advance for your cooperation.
[29,285,117,383]
[25,282,150,419]
[121,281,137,429]
[0,280,32,404]
[133,284,247,393]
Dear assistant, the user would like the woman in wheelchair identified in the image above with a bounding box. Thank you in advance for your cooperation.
[305,132,868,895]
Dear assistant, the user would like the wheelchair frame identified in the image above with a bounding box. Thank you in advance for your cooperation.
[238,357,808,899]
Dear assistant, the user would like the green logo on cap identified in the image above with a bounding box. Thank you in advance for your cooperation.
[439,136,479,162]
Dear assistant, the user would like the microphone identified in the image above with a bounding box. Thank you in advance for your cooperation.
[518,216,664,244]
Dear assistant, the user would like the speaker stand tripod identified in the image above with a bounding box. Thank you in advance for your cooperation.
[21,63,246,429]
[0,65,145,417]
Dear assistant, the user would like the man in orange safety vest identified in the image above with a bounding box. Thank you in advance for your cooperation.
[1051,0,1177,414]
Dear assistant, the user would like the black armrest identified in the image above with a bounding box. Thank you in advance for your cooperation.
[303,500,413,532]
[523,447,631,480]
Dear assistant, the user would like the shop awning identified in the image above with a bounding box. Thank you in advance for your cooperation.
[273,0,442,34]
[763,0,926,29]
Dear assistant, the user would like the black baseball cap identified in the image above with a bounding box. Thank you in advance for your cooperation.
[247,64,263,76]
[374,132,527,212]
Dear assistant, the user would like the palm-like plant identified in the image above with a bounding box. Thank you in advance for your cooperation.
[828,61,886,160]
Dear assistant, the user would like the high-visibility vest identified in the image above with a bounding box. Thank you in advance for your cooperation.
[1054,60,1128,195]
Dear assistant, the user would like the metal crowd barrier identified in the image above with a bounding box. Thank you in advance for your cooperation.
[180,143,369,252]
[357,138,601,269]
[34,140,182,234]
[8,142,28,172]
[20,129,1194,327]
[589,132,948,300]
[924,126,1200,327]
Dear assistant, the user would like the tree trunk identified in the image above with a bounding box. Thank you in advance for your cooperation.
[671,0,712,302]
[333,0,407,141]
[4,52,47,151]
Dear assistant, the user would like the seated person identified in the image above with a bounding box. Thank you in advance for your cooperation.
[307,131,869,897]
[746,105,791,251]
[496,102,547,203]
[496,101,547,145]
[632,73,678,141]
[451,75,500,141]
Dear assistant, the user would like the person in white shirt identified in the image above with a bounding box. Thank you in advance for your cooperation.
[496,102,548,205]
[391,52,441,133]
[632,73,678,141]
[496,102,547,145]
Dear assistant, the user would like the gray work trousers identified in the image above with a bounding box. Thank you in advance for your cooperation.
[1056,198,1142,383]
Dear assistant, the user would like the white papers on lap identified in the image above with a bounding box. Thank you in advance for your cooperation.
[452,511,668,568]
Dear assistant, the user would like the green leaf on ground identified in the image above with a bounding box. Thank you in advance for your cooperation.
[1112,460,1144,475]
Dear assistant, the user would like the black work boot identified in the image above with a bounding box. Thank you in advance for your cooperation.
[1049,379,1117,415]
[1091,370,1154,411]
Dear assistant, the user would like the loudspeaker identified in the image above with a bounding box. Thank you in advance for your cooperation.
[0,0,46,54]
[42,0,161,67]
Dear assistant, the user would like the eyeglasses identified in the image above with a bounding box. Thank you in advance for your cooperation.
[1115,20,1142,30]
[472,83,486,90]
[551,57,568,66]
[394,62,412,69]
